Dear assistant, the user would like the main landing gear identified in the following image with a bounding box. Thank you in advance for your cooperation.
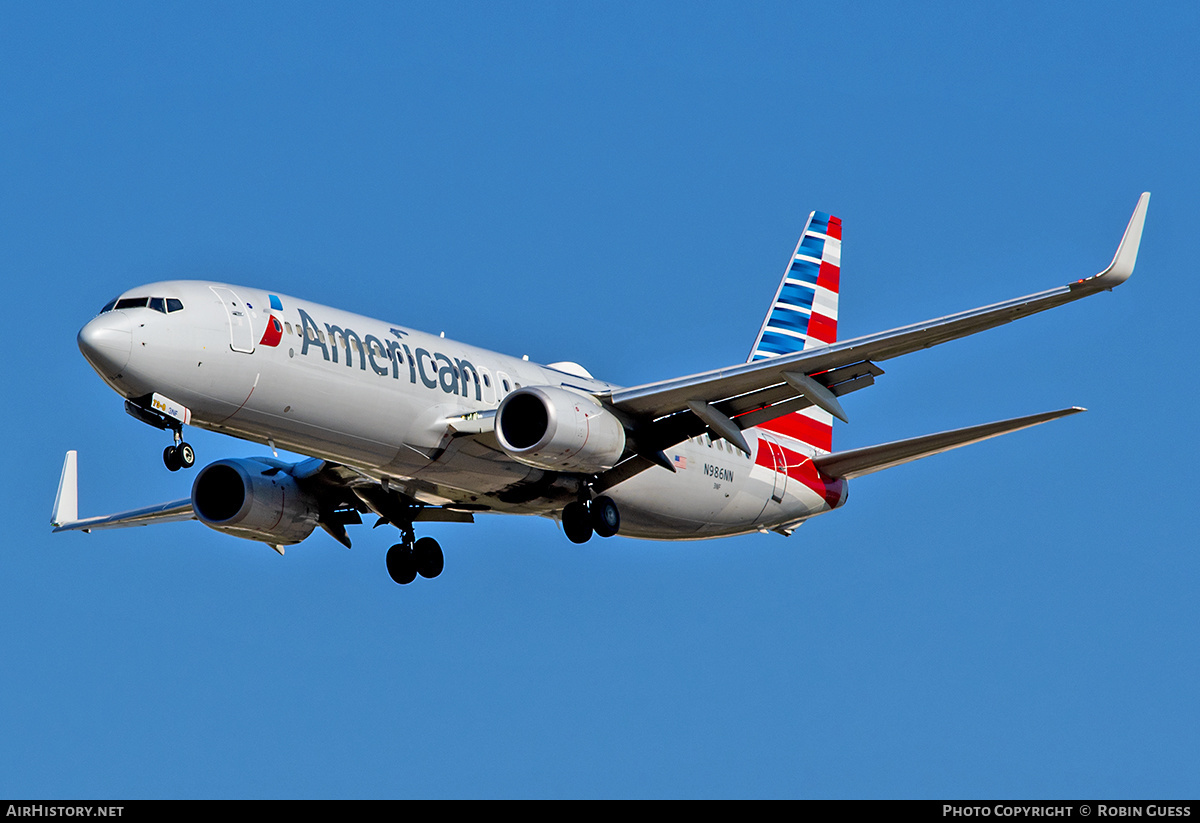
[561,495,620,544]
[386,524,444,585]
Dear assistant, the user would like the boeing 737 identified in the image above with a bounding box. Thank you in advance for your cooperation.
[51,194,1150,585]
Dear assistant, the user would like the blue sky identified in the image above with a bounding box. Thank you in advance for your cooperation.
[2,2,1198,798]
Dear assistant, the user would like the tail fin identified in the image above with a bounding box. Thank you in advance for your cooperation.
[747,210,841,362]
[748,210,842,453]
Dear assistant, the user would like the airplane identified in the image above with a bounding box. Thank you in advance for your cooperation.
[51,193,1150,585]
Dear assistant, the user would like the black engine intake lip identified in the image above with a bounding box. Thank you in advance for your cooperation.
[192,460,251,524]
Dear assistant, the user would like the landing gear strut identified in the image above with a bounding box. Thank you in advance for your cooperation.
[124,397,197,471]
[562,495,621,544]
[162,430,195,472]
[386,524,444,585]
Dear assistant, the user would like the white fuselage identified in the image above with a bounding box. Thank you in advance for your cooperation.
[79,281,847,540]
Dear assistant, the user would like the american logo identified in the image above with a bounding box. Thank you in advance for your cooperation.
[258,294,285,347]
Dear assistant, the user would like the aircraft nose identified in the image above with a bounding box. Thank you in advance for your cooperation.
[78,312,132,378]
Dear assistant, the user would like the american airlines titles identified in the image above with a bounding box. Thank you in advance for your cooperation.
[297,308,484,400]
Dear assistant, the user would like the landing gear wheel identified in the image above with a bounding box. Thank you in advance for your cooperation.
[177,442,196,469]
[386,543,417,585]
[163,446,181,472]
[563,501,593,544]
[591,495,620,538]
[414,537,444,579]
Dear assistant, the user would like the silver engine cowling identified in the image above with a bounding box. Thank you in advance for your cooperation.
[191,458,320,545]
[495,386,627,473]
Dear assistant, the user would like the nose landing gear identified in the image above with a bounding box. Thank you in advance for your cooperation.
[163,437,196,472]
[561,495,620,544]
[123,396,197,472]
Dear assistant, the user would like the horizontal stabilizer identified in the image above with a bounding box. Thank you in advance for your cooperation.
[813,407,1085,480]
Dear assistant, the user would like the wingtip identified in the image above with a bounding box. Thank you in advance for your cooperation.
[51,450,79,527]
[1097,191,1150,287]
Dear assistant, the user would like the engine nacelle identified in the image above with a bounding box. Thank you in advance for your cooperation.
[495,386,627,473]
[191,458,320,545]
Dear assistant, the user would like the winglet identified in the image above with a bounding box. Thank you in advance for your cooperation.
[1092,192,1150,289]
[52,450,79,527]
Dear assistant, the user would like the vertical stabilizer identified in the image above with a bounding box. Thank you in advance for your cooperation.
[748,210,841,362]
[748,211,842,453]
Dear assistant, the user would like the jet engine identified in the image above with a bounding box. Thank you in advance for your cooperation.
[495,386,627,473]
[191,458,320,545]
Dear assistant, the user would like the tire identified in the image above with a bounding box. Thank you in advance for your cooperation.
[163,446,181,472]
[562,501,593,544]
[386,543,417,585]
[177,442,196,469]
[591,496,620,538]
[414,537,444,579]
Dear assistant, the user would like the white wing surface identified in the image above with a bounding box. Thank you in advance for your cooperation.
[605,194,1148,432]
[51,451,195,532]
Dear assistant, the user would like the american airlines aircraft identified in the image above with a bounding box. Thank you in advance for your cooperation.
[52,194,1150,585]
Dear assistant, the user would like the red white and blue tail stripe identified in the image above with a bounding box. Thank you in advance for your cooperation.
[748,210,842,454]
[748,211,841,360]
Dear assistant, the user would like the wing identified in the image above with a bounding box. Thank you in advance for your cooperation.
[50,450,474,551]
[51,451,195,532]
[599,193,1148,473]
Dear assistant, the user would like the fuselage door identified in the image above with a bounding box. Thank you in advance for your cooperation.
[760,433,788,503]
[210,286,255,354]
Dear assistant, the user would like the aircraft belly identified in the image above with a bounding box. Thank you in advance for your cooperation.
[608,441,837,540]
[411,436,549,496]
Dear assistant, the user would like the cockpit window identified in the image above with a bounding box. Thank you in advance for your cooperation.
[100,296,184,314]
